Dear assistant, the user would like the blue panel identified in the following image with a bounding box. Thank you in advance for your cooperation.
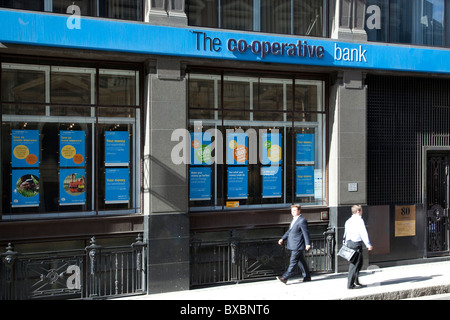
[1,10,450,74]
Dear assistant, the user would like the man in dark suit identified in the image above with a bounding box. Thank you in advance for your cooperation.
[277,204,311,284]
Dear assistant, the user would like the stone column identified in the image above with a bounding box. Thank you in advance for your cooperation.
[143,57,190,294]
[328,70,368,272]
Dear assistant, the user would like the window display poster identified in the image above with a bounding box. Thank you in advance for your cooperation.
[227,167,248,199]
[227,132,249,165]
[189,167,212,201]
[59,168,86,206]
[262,133,282,165]
[296,166,314,197]
[12,169,39,207]
[190,132,212,165]
[12,130,39,168]
[296,133,315,164]
[262,166,282,198]
[105,131,129,166]
[60,130,85,167]
[105,168,129,204]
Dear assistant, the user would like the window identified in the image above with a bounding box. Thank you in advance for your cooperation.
[187,0,327,37]
[1,61,141,219]
[188,71,326,211]
[366,0,447,47]
[0,0,142,21]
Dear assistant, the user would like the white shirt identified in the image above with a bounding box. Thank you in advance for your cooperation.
[344,214,372,248]
[289,215,299,229]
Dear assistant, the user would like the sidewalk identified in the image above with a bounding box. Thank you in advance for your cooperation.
[115,259,450,301]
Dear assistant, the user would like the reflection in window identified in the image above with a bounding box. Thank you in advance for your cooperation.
[99,70,138,106]
[1,64,46,103]
[51,67,95,105]
[366,0,447,47]
[98,0,142,21]
[222,0,253,31]
[293,0,324,37]
[187,0,326,37]
[0,0,142,21]
[0,0,43,11]
[52,0,95,16]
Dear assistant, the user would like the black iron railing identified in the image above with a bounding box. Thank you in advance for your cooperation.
[0,235,146,300]
[190,228,335,287]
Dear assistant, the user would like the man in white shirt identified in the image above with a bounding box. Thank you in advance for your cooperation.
[344,204,373,289]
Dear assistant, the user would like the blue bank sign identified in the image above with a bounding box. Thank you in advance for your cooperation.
[0,9,450,74]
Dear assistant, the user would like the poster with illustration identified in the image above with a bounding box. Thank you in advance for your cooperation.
[60,130,85,167]
[227,132,248,165]
[12,130,39,168]
[105,168,129,204]
[12,169,40,207]
[261,133,282,165]
[190,132,212,165]
[59,168,86,206]
[105,131,129,166]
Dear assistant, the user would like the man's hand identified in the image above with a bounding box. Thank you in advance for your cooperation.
[278,239,284,245]
[305,245,311,251]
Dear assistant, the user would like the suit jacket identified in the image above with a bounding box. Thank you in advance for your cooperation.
[281,215,311,251]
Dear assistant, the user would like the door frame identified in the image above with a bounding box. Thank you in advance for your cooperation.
[422,146,450,257]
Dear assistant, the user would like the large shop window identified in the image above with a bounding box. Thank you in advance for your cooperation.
[187,0,326,37]
[188,71,326,211]
[0,61,141,219]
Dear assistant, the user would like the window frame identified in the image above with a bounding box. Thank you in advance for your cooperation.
[0,57,143,221]
[187,69,328,212]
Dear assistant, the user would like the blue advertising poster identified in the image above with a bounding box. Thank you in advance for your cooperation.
[60,130,85,167]
[261,133,282,165]
[296,134,315,164]
[227,132,249,165]
[105,131,129,166]
[296,166,314,197]
[190,132,212,165]
[105,168,129,204]
[11,130,39,168]
[262,166,282,198]
[59,168,86,206]
[12,169,39,207]
[227,167,248,199]
[189,167,212,201]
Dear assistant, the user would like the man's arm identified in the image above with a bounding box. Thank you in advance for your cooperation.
[300,219,311,251]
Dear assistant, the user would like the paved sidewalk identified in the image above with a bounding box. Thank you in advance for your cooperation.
[114,259,450,301]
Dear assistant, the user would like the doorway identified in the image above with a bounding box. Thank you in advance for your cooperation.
[426,151,450,256]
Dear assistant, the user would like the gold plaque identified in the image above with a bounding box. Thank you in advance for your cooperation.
[395,205,416,237]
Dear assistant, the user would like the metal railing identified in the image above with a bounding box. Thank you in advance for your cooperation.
[190,228,335,287]
[0,235,146,300]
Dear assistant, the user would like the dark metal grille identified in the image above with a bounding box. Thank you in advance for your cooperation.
[190,231,334,287]
[367,75,450,205]
[0,235,146,300]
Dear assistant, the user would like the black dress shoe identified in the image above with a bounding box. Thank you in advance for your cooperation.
[276,276,287,284]
[301,277,311,282]
[348,284,366,289]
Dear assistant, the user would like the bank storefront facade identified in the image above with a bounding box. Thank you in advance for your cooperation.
[1,0,450,298]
